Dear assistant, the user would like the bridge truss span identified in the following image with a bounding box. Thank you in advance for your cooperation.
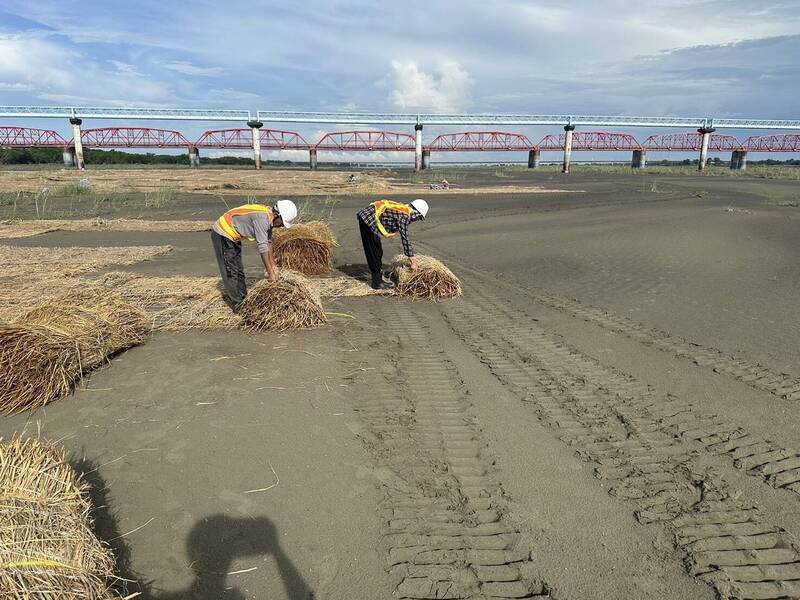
[313,130,415,151]
[426,131,536,151]
[194,128,309,149]
[742,134,800,152]
[537,131,642,151]
[79,127,192,148]
[0,126,68,147]
[642,131,742,152]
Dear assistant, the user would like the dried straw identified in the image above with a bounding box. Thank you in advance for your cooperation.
[272,221,337,275]
[0,219,209,239]
[0,325,81,414]
[391,254,463,300]
[238,271,327,332]
[0,437,120,599]
[0,244,173,278]
[0,291,149,414]
[92,271,239,332]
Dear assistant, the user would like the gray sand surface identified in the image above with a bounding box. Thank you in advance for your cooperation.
[2,170,799,599]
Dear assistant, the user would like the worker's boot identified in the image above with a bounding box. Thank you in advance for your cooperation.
[371,272,395,290]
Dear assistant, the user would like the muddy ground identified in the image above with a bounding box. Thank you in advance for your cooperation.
[1,170,799,599]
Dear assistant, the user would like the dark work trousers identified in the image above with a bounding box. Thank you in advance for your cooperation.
[211,231,247,305]
[358,218,383,274]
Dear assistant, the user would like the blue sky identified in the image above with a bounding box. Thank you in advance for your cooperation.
[0,0,798,160]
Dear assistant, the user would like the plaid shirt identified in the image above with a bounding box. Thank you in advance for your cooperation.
[357,204,421,257]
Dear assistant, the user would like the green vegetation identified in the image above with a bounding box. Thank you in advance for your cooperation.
[296,196,340,223]
[144,187,178,209]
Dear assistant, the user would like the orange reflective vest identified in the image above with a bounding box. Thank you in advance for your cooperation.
[216,204,272,242]
[371,200,412,238]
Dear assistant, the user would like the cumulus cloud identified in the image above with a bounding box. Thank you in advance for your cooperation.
[0,33,76,90]
[380,60,472,113]
[0,32,171,106]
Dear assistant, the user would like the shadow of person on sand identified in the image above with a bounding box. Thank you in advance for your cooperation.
[70,460,314,600]
[158,514,315,600]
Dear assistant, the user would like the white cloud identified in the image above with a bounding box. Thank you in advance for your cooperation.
[0,33,76,90]
[381,60,472,113]
[0,82,33,91]
[161,61,224,76]
[0,32,171,106]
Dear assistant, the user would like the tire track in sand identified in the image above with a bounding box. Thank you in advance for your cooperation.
[529,289,800,402]
[342,304,551,599]
[440,282,800,600]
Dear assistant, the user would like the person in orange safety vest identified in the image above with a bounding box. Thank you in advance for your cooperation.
[211,200,298,305]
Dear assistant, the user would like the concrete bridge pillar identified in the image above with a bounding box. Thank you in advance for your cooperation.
[189,146,200,168]
[69,117,85,170]
[729,150,748,171]
[698,127,715,171]
[309,149,318,170]
[631,149,647,169]
[414,124,423,172]
[62,147,76,169]
[248,120,263,170]
[527,149,541,169]
[421,149,431,170]
[562,124,575,174]
[736,150,747,171]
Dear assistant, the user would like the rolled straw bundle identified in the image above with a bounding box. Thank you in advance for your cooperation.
[0,325,81,414]
[0,438,120,599]
[391,255,463,300]
[21,290,149,370]
[273,221,337,275]
[0,291,149,415]
[238,271,327,332]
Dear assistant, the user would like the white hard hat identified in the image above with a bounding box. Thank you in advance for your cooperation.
[411,198,429,219]
[275,199,298,228]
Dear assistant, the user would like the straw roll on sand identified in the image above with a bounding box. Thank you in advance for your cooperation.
[238,271,327,332]
[272,221,337,275]
[0,437,121,598]
[391,255,463,300]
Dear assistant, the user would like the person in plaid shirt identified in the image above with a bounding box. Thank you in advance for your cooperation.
[356,198,429,289]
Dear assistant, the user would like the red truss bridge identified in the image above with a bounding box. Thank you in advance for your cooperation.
[641,131,741,152]
[313,130,415,151]
[78,127,191,148]
[426,131,536,151]
[741,134,800,152]
[194,128,309,149]
[537,131,641,151]
[0,126,68,147]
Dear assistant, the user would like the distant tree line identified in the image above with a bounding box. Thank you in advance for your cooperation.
[1,147,799,167]
[0,147,293,166]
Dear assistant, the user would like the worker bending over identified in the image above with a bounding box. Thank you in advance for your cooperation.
[356,198,428,289]
[211,200,298,305]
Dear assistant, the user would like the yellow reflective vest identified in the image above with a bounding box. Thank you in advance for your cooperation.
[216,204,272,242]
[371,200,412,238]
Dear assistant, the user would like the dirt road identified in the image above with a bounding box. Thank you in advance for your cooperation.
[1,171,798,599]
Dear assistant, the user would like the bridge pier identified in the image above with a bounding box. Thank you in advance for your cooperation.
[562,124,575,173]
[69,117,85,170]
[62,147,76,169]
[248,120,263,169]
[730,150,748,171]
[189,146,200,168]
[527,149,541,169]
[421,149,431,170]
[698,127,715,171]
[309,149,318,170]
[414,124,423,172]
[631,149,647,169]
